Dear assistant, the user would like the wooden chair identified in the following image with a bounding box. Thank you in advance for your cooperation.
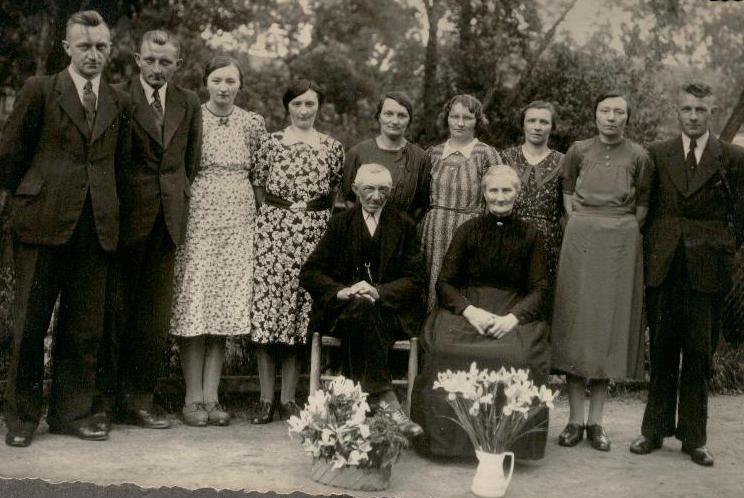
[309,332,419,415]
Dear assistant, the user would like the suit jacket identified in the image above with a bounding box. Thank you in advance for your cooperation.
[115,77,201,246]
[0,70,127,252]
[300,205,426,338]
[645,134,744,292]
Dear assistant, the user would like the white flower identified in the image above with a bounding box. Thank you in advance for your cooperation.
[359,424,370,438]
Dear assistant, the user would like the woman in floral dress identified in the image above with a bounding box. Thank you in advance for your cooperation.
[501,100,564,309]
[250,80,344,423]
[170,56,266,426]
[421,94,502,310]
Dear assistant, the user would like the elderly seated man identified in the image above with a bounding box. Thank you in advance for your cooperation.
[300,163,425,437]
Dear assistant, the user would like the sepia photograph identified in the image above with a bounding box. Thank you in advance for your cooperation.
[1,0,743,497]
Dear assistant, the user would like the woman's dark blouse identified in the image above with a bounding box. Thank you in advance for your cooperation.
[436,214,547,324]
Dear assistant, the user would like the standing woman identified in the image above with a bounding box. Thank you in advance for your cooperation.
[552,91,651,451]
[501,101,564,306]
[421,94,502,310]
[170,56,267,426]
[250,79,344,423]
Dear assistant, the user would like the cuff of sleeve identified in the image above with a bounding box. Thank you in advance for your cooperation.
[453,298,472,316]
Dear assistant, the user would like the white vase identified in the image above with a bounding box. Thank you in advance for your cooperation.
[471,450,514,498]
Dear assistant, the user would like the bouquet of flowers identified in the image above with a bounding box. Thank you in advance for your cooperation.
[288,377,409,470]
[434,362,557,453]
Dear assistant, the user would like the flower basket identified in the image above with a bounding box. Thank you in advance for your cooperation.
[311,458,391,491]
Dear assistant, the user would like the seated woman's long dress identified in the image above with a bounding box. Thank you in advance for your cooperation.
[411,213,551,459]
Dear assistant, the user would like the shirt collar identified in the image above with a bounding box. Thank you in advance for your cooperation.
[139,74,167,106]
[682,130,709,154]
[67,65,101,102]
[362,207,383,224]
[280,126,322,148]
[442,138,479,160]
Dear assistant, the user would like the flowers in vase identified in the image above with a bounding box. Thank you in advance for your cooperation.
[288,377,408,469]
[433,362,558,454]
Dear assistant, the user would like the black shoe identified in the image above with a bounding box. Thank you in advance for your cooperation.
[279,401,301,420]
[629,435,662,455]
[49,421,108,441]
[91,412,112,433]
[5,432,33,448]
[682,444,714,467]
[389,408,424,438]
[251,401,276,424]
[117,409,171,429]
[586,424,611,451]
[558,423,585,447]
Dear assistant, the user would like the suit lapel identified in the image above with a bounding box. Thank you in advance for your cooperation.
[55,71,90,140]
[131,79,164,146]
[90,82,118,144]
[663,136,690,196]
[688,134,723,195]
[163,87,186,150]
[378,208,400,278]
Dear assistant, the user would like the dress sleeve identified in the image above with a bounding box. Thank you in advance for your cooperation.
[508,229,547,323]
[328,139,345,192]
[436,221,474,315]
[561,143,582,195]
[246,113,268,174]
[251,133,272,188]
[341,144,361,203]
[634,146,653,207]
[411,147,432,223]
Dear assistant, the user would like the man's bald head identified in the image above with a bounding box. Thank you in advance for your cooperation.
[352,163,393,214]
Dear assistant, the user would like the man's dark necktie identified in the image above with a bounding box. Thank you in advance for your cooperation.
[686,137,697,175]
[83,80,97,131]
[151,88,164,138]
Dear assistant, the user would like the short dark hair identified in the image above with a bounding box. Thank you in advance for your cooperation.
[282,79,325,111]
[374,91,414,121]
[439,94,489,133]
[140,30,181,58]
[520,100,557,131]
[680,81,713,99]
[66,10,108,37]
[594,90,631,123]
[203,55,243,89]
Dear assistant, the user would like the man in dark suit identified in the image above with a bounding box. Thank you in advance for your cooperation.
[630,82,744,466]
[0,10,127,446]
[100,30,201,429]
[300,163,425,437]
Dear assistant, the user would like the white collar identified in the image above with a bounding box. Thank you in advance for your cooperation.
[67,65,101,103]
[139,75,167,107]
[362,207,383,224]
[682,131,709,153]
[281,126,322,148]
[442,138,479,160]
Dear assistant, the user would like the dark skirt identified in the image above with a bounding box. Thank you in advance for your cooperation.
[411,286,551,460]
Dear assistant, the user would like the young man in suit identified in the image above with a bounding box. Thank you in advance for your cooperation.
[100,30,201,429]
[300,163,425,438]
[0,10,128,446]
[630,82,744,466]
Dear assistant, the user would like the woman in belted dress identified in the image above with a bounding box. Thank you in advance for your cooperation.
[249,79,344,423]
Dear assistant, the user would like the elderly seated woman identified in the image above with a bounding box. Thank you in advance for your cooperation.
[411,164,551,459]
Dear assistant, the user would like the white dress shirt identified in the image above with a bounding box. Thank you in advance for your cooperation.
[682,130,709,165]
[441,138,479,160]
[67,66,100,108]
[363,208,382,236]
[139,75,167,114]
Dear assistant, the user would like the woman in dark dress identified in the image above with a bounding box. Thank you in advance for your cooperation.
[501,101,564,304]
[412,165,550,460]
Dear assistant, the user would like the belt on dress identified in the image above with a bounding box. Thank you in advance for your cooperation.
[430,205,481,214]
[263,192,333,212]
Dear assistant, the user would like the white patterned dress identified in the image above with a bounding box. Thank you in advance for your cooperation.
[250,130,344,345]
[170,106,266,337]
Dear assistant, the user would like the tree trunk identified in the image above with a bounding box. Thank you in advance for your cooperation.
[720,86,744,143]
[416,0,442,146]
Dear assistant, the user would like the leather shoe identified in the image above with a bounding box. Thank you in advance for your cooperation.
[118,409,171,429]
[279,401,301,420]
[682,444,714,467]
[586,424,611,451]
[251,401,276,424]
[182,402,208,427]
[91,412,112,433]
[49,422,108,441]
[629,435,662,455]
[5,432,33,447]
[558,423,584,447]
[389,408,424,438]
[204,402,230,426]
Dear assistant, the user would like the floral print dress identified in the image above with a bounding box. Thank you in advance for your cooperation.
[249,130,344,345]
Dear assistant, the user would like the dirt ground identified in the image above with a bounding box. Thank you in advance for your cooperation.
[1,394,743,498]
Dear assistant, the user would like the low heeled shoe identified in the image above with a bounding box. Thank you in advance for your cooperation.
[629,435,662,455]
[557,423,585,447]
[182,403,208,427]
[5,432,33,447]
[251,401,276,424]
[205,402,230,426]
[49,422,109,441]
[279,401,301,420]
[682,444,714,467]
[586,424,611,452]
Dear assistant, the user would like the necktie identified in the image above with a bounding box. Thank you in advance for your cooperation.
[83,80,97,131]
[365,213,377,236]
[686,137,697,174]
[151,88,164,137]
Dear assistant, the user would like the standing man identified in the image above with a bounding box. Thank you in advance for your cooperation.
[102,30,201,429]
[0,10,127,446]
[630,82,744,466]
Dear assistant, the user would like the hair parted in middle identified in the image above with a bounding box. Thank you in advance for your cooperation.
[282,79,326,111]
[593,90,632,123]
[519,100,558,131]
[203,55,244,89]
[439,94,489,134]
[374,91,414,121]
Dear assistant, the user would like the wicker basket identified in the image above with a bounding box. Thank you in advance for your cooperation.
[310,458,392,491]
